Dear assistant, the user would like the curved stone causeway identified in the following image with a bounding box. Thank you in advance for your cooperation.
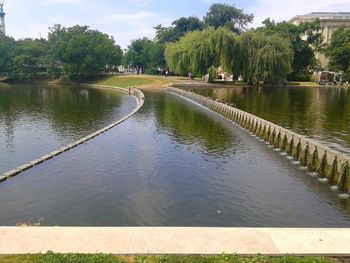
[168,86,350,194]
[0,84,145,184]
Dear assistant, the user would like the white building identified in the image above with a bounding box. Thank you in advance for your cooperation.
[289,12,350,69]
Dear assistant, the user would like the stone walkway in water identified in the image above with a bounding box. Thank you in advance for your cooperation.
[0,227,350,255]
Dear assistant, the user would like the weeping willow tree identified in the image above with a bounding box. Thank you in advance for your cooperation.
[165,28,292,85]
[240,31,293,85]
[164,27,239,80]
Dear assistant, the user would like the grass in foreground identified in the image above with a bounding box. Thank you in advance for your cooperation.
[0,254,338,263]
[94,74,189,89]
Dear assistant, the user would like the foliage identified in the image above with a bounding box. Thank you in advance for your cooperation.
[165,27,292,84]
[0,36,15,78]
[47,25,122,80]
[240,31,293,84]
[165,27,239,78]
[257,18,323,77]
[207,66,217,83]
[154,16,204,44]
[203,3,254,34]
[327,27,350,74]
[10,38,49,80]
[0,37,49,80]
[123,38,166,72]
[123,37,153,70]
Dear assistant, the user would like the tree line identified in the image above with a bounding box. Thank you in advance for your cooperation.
[124,3,350,84]
[0,25,122,81]
[0,3,349,83]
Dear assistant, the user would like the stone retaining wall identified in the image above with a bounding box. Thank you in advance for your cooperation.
[168,86,350,193]
[0,85,145,184]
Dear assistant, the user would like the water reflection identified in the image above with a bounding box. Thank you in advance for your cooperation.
[0,83,136,173]
[0,91,350,227]
[154,93,237,155]
[193,86,350,154]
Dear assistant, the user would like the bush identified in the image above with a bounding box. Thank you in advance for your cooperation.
[342,68,350,83]
[287,71,312,81]
[208,66,217,83]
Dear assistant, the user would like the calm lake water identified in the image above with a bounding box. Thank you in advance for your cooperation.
[0,89,349,227]
[0,83,136,174]
[193,85,350,154]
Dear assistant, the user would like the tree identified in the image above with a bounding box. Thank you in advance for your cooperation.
[164,27,239,79]
[123,38,152,70]
[11,38,49,80]
[123,38,167,73]
[0,36,15,78]
[258,18,323,80]
[327,27,350,79]
[240,31,293,85]
[47,25,122,80]
[204,3,254,33]
[154,16,203,44]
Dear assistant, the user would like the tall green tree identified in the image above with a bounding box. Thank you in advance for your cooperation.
[164,27,239,80]
[10,38,49,80]
[258,18,323,80]
[123,38,152,70]
[203,3,254,33]
[327,27,350,79]
[47,25,122,80]
[154,16,204,44]
[240,31,293,84]
[0,36,15,78]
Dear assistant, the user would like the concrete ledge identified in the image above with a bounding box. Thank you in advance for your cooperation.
[2,169,21,178]
[168,86,350,192]
[29,159,44,166]
[0,227,349,255]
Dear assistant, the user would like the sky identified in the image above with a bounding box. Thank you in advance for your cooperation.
[1,0,350,49]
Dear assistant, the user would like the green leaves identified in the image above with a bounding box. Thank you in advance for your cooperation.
[257,19,323,76]
[328,27,350,78]
[47,25,122,80]
[241,32,293,84]
[164,28,292,85]
[204,3,254,34]
[165,27,239,78]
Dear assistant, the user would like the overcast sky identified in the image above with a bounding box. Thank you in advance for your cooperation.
[2,0,349,49]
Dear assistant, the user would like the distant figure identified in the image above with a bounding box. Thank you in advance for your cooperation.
[188,72,193,81]
[165,70,169,77]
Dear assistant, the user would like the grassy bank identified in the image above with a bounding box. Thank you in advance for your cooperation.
[0,254,338,263]
[94,74,189,89]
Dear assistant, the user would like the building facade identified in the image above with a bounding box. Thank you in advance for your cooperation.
[0,2,5,37]
[289,12,350,69]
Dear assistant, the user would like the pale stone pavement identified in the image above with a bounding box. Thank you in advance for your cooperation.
[0,227,349,255]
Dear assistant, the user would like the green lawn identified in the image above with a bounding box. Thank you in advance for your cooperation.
[94,74,188,89]
[0,254,338,263]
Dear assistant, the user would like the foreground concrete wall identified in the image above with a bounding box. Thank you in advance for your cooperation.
[168,87,350,193]
[0,85,145,184]
[0,227,350,255]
